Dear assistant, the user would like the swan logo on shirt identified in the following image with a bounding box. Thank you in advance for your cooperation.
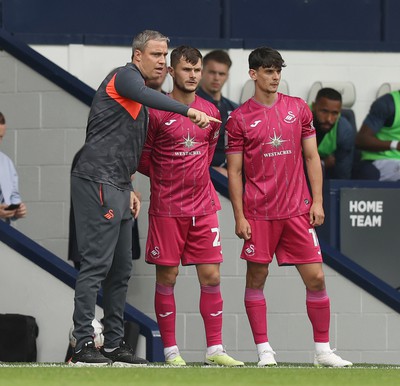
[165,119,177,126]
[284,111,297,123]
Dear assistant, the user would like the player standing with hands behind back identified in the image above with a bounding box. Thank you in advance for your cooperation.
[226,47,352,367]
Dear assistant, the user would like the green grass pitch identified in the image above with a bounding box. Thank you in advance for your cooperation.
[0,363,399,386]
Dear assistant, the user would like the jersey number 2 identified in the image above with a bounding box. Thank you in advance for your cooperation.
[211,227,221,247]
[308,228,319,247]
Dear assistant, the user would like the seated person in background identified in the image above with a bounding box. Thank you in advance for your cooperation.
[0,112,27,223]
[146,63,168,94]
[196,50,238,176]
[355,90,400,181]
[311,88,355,179]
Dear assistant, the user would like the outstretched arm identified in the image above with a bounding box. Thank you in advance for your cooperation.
[115,68,220,128]
[187,108,221,128]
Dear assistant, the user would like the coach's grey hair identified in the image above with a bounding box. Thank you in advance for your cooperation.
[131,30,170,59]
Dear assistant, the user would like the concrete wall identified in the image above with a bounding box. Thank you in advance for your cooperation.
[0,242,106,362]
[0,50,88,258]
[1,46,399,364]
[129,173,400,365]
[31,44,400,130]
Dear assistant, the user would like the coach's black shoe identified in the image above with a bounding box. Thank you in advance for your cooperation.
[69,341,112,367]
[100,341,149,367]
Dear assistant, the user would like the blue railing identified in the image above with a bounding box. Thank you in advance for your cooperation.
[0,28,95,105]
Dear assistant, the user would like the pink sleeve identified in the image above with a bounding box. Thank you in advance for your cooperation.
[225,114,244,154]
[137,109,158,176]
[301,101,316,139]
[208,109,222,166]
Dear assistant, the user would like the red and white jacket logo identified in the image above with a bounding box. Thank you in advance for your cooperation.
[104,209,114,220]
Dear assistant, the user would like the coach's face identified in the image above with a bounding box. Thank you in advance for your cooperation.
[134,40,168,81]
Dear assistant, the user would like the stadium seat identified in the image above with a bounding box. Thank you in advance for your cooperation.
[307,81,356,109]
[307,80,357,129]
[307,80,357,130]
[376,82,400,98]
[239,79,289,104]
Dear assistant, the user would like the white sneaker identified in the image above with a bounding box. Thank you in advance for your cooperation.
[258,350,277,367]
[314,349,352,367]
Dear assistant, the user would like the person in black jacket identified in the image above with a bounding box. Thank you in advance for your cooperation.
[69,30,219,367]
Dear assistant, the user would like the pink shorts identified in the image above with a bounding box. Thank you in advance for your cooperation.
[240,213,322,266]
[145,213,223,266]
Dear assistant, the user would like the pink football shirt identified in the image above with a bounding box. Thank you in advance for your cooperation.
[226,93,316,220]
[138,95,222,217]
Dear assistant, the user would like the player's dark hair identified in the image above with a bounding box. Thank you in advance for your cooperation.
[131,30,169,59]
[0,112,5,125]
[170,46,202,68]
[203,50,232,68]
[315,87,342,103]
[248,47,286,70]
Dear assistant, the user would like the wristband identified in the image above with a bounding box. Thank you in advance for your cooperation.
[390,140,399,150]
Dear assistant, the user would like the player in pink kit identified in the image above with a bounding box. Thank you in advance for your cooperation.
[138,46,243,367]
[226,47,352,367]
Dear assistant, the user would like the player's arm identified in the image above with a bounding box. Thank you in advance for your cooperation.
[137,149,151,177]
[137,112,157,177]
[207,111,222,166]
[302,136,325,227]
[227,152,251,240]
[115,69,219,128]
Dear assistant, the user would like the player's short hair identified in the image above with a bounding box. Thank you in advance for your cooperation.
[170,45,202,68]
[131,30,169,59]
[248,47,286,70]
[0,112,5,125]
[315,87,342,103]
[203,50,232,68]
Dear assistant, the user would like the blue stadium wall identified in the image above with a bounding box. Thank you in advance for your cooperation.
[1,0,400,51]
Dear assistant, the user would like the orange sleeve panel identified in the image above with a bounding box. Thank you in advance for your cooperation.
[106,74,142,119]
